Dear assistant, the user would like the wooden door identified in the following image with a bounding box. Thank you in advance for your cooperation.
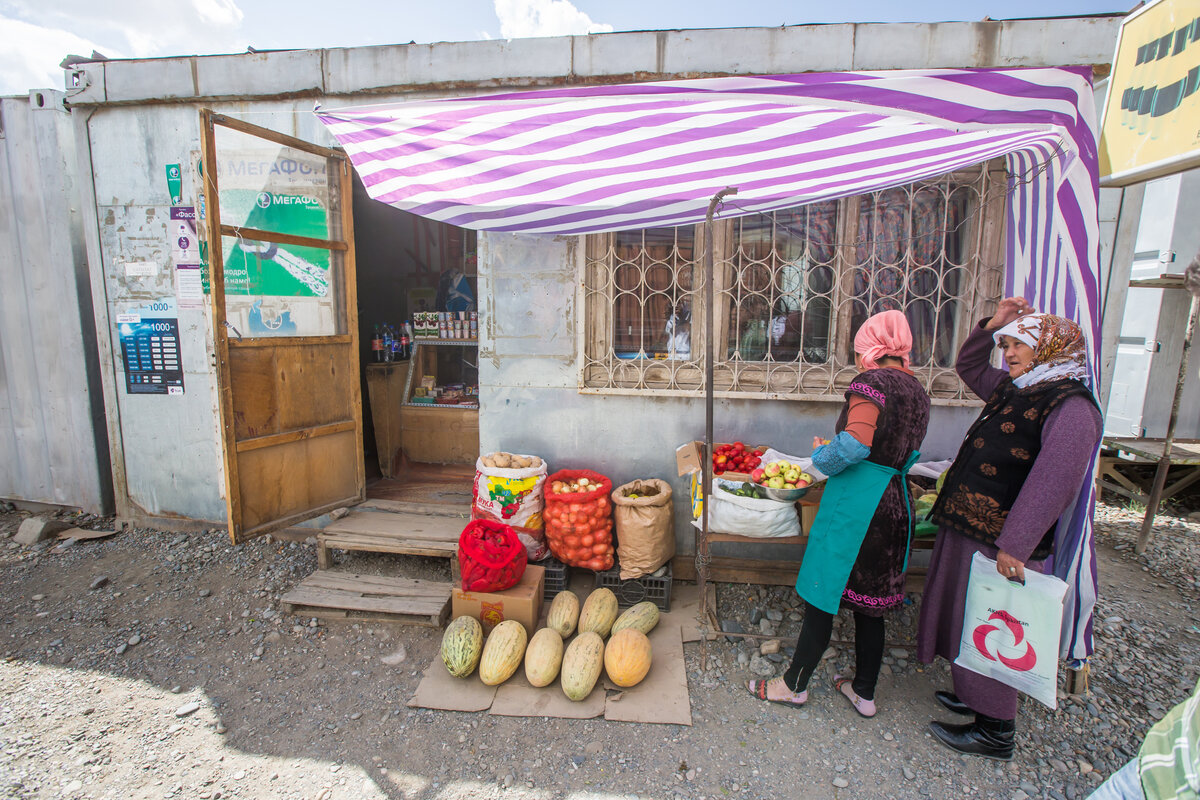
[199,110,364,543]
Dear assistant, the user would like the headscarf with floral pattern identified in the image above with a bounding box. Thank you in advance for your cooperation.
[992,313,1089,389]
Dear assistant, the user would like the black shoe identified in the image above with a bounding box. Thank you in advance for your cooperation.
[929,714,1015,761]
[935,690,972,716]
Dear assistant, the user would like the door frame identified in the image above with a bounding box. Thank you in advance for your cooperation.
[198,109,365,543]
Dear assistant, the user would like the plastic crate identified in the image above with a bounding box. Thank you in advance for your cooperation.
[594,562,672,611]
[533,556,571,603]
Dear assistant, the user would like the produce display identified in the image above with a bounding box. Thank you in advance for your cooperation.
[604,628,653,688]
[610,601,660,636]
[478,619,528,686]
[480,452,543,470]
[712,442,765,476]
[543,469,615,571]
[546,590,581,638]
[577,587,619,638]
[561,631,606,701]
[440,588,657,703]
[750,459,815,491]
[523,628,565,688]
[457,519,528,592]
[441,615,484,678]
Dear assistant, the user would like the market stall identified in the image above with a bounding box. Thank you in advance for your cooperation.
[316,66,1106,665]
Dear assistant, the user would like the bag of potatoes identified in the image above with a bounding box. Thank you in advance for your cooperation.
[472,451,549,560]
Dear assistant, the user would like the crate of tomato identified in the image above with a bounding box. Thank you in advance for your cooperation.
[675,440,769,520]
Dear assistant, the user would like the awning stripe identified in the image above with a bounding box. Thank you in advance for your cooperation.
[316,67,1102,660]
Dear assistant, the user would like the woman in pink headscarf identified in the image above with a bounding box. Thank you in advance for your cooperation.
[748,309,930,718]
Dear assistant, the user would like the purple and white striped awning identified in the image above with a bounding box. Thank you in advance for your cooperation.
[317,67,1103,661]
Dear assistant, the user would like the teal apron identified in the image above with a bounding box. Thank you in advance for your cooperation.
[794,450,920,615]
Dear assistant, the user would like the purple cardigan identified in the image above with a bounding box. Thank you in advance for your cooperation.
[955,322,1103,563]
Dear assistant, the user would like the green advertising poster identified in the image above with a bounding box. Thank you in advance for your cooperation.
[216,151,332,298]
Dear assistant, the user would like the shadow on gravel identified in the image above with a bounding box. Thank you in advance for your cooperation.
[1,505,1198,800]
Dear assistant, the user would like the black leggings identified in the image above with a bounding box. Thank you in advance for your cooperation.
[782,601,886,700]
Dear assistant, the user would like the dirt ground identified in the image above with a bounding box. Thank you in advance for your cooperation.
[0,503,1197,800]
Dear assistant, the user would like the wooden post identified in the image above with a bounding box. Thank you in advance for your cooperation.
[698,187,737,669]
[1135,293,1199,554]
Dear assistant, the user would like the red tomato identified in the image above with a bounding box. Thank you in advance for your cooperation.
[733,441,745,452]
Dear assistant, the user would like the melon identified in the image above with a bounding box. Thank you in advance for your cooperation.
[478,620,528,686]
[578,588,619,638]
[523,627,565,688]
[441,615,484,678]
[604,628,652,688]
[546,590,580,638]
[610,601,660,636]
[561,631,605,701]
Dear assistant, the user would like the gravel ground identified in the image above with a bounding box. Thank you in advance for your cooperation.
[0,501,1196,800]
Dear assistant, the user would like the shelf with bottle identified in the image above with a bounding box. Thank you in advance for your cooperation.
[401,339,480,410]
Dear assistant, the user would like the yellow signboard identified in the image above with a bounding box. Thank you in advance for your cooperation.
[1098,0,1200,186]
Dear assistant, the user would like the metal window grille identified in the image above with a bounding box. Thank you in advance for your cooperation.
[582,166,1005,404]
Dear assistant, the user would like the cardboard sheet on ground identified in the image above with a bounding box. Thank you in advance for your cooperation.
[489,670,605,719]
[602,623,691,726]
[408,659,496,712]
[56,527,117,540]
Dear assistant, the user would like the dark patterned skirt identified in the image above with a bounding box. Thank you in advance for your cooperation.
[841,477,910,617]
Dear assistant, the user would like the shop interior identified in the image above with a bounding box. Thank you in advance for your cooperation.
[350,174,480,507]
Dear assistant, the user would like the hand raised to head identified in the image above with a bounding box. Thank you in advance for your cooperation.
[984,297,1035,331]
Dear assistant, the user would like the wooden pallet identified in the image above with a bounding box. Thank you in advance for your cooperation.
[316,510,465,569]
[281,570,452,626]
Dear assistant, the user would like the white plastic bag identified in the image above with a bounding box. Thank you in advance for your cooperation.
[691,478,800,538]
[953,552,1068,709]
[759,448,828,483]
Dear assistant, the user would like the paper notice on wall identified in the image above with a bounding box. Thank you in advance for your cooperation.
[169,206,200,263]
[124,261,158,278]
[175,264,204,309]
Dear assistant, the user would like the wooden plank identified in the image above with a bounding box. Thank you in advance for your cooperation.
[322,511,463,539]
[302,572,453,596]
[319,532,458,550]
[284,586,447,615]
[212,113,344,160]
[216,223,347,252]
[231,335,353,349]
[335,156,367,507]
[282,605,445,626]
[236,420,357,453]
[401,404,480,464]
[229,343,357,439]
[705,533,807,545]
[237,431,359,531]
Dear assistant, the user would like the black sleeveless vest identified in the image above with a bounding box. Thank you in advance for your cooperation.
[930,377,1097,560]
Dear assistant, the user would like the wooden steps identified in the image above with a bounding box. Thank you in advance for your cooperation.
[281,570,452,627]
[316,510,467,568]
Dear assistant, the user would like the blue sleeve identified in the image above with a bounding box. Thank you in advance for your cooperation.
[811,431,871,477]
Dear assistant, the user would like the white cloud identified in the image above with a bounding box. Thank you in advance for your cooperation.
[493,0,613,39]
[0,0,248,94]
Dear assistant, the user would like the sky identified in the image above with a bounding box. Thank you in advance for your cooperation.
[0,0,1131,96]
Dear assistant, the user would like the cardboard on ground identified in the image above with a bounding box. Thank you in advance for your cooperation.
[409,576,705,724]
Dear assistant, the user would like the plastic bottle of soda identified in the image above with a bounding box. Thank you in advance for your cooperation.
[372,324,384,362]
[399,325,410,360]
[382,325,394,362]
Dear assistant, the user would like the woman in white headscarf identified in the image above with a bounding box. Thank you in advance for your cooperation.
[916,296,1102,761]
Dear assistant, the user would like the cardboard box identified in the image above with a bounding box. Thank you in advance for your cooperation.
[674,440,769,484]
[451,564,544,637]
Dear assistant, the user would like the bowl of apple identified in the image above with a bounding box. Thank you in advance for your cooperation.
[750,460,817,502]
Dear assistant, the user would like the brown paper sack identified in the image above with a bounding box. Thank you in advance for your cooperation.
[611,479,674,579]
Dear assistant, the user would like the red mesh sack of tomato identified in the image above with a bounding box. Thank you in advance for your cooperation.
[542,469,615,571]
[457,519,528,593]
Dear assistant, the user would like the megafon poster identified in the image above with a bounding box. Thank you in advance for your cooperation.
[1099,0,1200,185]
[216,149,332,297]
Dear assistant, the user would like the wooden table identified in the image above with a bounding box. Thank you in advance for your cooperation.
[1097,437,1200,505]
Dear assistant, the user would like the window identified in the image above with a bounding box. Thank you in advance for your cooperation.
[581,164,1007,403]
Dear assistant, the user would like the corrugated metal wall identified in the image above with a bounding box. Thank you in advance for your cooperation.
[0,91,111,513]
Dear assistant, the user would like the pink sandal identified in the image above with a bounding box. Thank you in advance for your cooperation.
[834,674,876,718]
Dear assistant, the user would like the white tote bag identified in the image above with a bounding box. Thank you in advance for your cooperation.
[690,478,801,538]
[953,552,1069,709]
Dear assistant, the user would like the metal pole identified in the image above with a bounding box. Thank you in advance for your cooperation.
[697,187,737,668]
[1135,293,1199,554]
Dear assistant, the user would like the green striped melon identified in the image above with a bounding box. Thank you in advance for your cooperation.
[546,590,580,638]
[523,627,564,688]
[578,588,619,638]
[441,615,484,678]
[561,631,605,701]
[478,620,527,686]
[610,601,660,636]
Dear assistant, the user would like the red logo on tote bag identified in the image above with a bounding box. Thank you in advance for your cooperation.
[972,610,1037,671]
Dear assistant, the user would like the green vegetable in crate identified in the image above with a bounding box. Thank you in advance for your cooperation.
[610,601,660,636]
[441,615,484,678]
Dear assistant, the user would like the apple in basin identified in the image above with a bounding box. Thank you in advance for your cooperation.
[750,467,766,483]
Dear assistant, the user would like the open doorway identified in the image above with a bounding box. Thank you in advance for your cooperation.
[349,172,480,510]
